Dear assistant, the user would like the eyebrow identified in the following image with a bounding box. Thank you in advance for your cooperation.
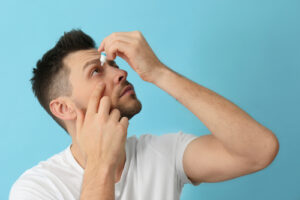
[82,59,101,71]
[82,59,117,71]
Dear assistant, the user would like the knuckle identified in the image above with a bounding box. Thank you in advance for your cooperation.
[113,108,120,114]
[106,48,113,56]
[134,30,141,36]
[124,116,129,121]
[133,38,139,46]
[121,116,128,123]
[91,94,98,101]
[98,116,105,123]
[112,39,121,45]
[117,123,125,132]
[111,32,118,38]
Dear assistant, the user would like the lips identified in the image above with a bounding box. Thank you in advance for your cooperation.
[120,85,133,97]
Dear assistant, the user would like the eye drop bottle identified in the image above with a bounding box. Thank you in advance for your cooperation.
[100,52,106,66]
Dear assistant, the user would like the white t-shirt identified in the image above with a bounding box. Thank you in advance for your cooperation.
[9,131,198,200]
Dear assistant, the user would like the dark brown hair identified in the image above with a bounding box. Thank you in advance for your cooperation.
[30,29,96,134]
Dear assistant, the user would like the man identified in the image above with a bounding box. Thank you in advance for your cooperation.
[10,29,279,200]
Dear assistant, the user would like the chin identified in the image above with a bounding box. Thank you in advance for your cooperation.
[118,98,142,120]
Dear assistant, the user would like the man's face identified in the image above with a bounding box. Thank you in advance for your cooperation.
[64,48,142,120]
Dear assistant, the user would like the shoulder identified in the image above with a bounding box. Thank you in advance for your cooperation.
[10,167,53,199]
[9,146,71,199]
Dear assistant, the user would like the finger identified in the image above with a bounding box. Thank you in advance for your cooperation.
[98,33,134,54]
[110,33,136,43]
[120,116,129,130]
[98,41,105,52]
[86,83,106,117]
[98,96,111,118]
[105,40,131,60]
[113,51,131,67]
[109,108,121,122]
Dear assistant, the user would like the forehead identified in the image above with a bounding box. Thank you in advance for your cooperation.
[63,48,100,69]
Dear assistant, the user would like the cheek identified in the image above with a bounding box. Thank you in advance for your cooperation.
[72,85,92,110]
[73,79,114,109]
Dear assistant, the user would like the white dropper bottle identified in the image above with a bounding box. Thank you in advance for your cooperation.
[100,52,106,66]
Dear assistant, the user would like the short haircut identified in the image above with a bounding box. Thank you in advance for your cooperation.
[30,29,96,134]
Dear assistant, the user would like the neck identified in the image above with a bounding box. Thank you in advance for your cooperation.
[70,141,126,183]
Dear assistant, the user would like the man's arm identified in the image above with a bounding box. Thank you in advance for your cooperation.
[98,31,279,185]
[80,161,115,200]
[74,83,129,199]
[151,66,279,184]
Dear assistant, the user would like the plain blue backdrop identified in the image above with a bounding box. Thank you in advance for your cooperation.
[1,0,299,199]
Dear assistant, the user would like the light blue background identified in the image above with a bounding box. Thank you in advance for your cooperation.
[0,0,299,199]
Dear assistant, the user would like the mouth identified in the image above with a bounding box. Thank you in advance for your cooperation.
[120,85,135,97]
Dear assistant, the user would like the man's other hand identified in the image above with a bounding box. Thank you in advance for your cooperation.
[75,82,129,169]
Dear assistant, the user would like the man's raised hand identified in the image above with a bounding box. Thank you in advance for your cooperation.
[98,31,166,83]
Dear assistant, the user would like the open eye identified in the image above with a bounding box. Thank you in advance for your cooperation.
[91,67,101,76]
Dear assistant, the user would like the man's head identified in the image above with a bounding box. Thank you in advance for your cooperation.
[31,29,142,135]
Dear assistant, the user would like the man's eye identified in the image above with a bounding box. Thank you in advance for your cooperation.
[91,67,101,76]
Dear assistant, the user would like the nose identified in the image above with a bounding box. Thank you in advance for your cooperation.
[114,69,128,85]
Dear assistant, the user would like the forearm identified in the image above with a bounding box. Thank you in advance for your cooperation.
[80,161,115,200]
[151,65,278,163]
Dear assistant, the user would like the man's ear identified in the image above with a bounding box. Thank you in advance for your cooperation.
[49,97,76,121]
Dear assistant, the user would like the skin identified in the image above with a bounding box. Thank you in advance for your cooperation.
[98,31,279,184]
[50,48,142,182]
[49,31,279,199]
